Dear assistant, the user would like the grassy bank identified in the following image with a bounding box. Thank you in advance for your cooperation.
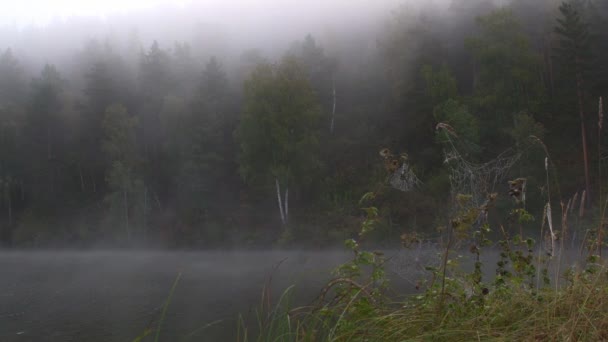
[240,187,608,341]
[241,248,608,341]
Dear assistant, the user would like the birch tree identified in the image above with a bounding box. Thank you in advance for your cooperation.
[236,57,322,225]
[102,104,145,240]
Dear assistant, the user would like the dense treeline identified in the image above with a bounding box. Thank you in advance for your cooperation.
[0,0,606,247]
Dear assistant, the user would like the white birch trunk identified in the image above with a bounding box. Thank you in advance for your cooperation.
[276,178,285,224]
[284,187,289,223]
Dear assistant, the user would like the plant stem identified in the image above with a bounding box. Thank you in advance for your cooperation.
[154,272,182,342]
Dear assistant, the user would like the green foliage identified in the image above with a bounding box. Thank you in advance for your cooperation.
[466,9,545,154]
[421,65,475,143]
[0,48,25,106]
[421,64,458,107]
[259,167,608,341]
[236,57,323,192]
[103,105,139,163]
[22,64,69,213]
[1,0,607,250]
[434,99,480,149]
[102,104,146,239]
[509,113,546,149]
[139,41,173,101]
[466,9,544,113]
[554,1,592,77]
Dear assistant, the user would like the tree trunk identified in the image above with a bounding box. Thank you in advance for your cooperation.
[6,187,12,247]
[275,178,285,225]
[91,172,97,194]
[19,180,24,201]
[7,187,11,226]
[143,186,148,233]
[576,65,591,206]
[330,77,336,134]
[546,36,555,98]
[46,127,52,160]
[472,60,478,91]
[124,188,130,241]
[78,164,85,192]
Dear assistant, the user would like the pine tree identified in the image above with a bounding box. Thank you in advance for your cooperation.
[137,41,173,209]
[0,49,25,106]
[466,9,545,154]
[23,65,66,213]
[0,49,25,246]
[554,0,593,204]
[174,57,236,235]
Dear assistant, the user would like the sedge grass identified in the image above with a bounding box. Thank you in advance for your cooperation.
[314,265,608,341]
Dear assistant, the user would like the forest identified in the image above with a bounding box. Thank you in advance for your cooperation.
[0,0,607,248]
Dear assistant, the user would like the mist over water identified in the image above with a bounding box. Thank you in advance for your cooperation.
[0,247,585,341]
[0,250,348,341]
[0,250,434,341]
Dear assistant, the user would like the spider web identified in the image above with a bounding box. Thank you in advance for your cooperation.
[437,124,522,207]
[389,162,422,192]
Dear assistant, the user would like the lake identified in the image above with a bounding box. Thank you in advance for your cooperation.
[1,246,578,341]
[0,249,436,341]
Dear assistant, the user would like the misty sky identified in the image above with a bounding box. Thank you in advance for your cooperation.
[0,0,410,76]
[2,0,404,27]
[3,0,190,25]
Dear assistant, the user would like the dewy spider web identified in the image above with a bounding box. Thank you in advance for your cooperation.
[389,162,422,192]
[380,147,422,192]
[437,123,522,207]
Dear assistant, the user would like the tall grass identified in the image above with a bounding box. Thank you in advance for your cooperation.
[155,272,182,342]
[237,285,331,342]
[132,272,182,342]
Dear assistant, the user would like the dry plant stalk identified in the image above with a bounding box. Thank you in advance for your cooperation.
[579,190,586,218]
[571,192,578,215]
[546,202,556,257]
[556,199,571,290]
[599,96,604,258]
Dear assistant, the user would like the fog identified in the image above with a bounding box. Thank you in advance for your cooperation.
[0,0,607,339]
[1,0,406,75]
[0,250,353,341]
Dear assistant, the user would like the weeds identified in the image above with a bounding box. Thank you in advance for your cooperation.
[243,138,608,341]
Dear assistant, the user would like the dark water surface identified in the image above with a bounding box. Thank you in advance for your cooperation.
[0,250,381,342]
[0,247,584,341]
